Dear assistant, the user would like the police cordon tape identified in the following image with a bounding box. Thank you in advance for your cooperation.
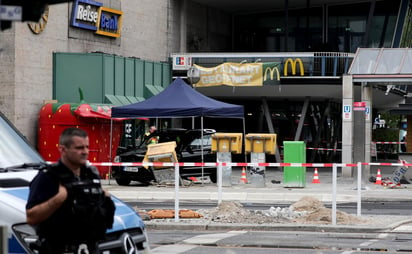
[373,141,407,144]
[305,147,341,151]
[56,160,407,226]
[81,161,411,167]
[280,142,407,152]
[278,146,341,152]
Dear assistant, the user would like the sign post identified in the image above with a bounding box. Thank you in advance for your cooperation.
[353,102,367,189]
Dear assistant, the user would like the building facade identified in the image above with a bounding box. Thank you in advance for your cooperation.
[0,0,410,168]
[0,0,182,144]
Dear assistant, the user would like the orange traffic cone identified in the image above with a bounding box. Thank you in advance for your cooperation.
[375,169,382,185]
[240,167,248,184]
[311,168,320,184]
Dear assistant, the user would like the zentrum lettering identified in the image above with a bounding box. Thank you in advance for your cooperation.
[76,5,98,23]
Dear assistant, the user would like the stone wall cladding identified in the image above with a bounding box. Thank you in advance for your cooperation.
[1,0,171,143]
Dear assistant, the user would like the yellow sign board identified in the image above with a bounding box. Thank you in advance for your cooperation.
[211,133,243,154]
[245,133,277,154]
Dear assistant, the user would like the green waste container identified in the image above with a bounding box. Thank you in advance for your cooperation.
[283,141,306,188]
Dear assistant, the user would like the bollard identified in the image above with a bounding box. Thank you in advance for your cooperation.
[217,152,232,186]
[245,134,276,188]
[1,225,7,254]
[212,133,243,187]
[249,152,266,187]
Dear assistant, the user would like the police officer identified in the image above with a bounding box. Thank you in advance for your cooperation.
[26,128,115,254]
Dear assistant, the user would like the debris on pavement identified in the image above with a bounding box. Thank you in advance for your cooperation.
[195,197,367,225]
[138,196,372,225]
[147,209,203,219]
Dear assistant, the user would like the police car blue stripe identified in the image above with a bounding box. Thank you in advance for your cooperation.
[9,235,26,254]
[1,188,29,201]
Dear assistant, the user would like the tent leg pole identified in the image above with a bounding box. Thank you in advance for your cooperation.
[109,119,113,185]
[201,117,204,184]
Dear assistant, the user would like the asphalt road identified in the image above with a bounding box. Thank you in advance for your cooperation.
[147,227,412,253]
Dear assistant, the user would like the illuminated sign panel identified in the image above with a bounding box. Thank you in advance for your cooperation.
[172,56,192,70]
[71,0,102,31]
[96,7,123,38]
[71,0,123,38]
[283,58,304,76]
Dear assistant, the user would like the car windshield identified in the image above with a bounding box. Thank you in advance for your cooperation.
[0,113,44,169]
[188,134,212,149]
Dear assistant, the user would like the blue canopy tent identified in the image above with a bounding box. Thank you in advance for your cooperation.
[110,78,245,185]
[111,78,244,118]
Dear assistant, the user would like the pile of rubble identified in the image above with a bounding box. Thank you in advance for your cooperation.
[142,196,368,225]
[196,196,366,225]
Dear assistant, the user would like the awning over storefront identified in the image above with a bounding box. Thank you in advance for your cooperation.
[389,103,412,114]
[105,94,145,105]
[74,104,113,119]
[349,48,412,82]
[144,84,164,97]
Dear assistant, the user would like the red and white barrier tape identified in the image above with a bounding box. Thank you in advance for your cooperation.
[276,142,406,152]
[373,141,407,144]
[279,146,341,152]
[48,161,411,168]
[306,147,341,151]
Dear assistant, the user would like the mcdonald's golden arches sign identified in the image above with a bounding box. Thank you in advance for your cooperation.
[283,58,304,76]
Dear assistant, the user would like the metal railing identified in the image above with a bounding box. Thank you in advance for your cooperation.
[178,52,355,78]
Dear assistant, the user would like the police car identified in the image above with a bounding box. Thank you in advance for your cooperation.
[0,111,149,254]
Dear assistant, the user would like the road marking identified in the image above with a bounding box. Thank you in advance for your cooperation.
[378,233,388,238]
[392,225,412,232]
[151,244,197,253]
[357,233,387,250]
[183,230,248,245]
[151,231,248,253]
[359,240,375,246]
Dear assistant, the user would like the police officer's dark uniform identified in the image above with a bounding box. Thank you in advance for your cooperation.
[26,160,115,254]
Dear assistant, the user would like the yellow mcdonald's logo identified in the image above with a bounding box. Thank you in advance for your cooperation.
[283,58,304,76]
[263,66,280,81]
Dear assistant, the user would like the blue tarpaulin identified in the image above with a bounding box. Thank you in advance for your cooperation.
[111,78,244,118]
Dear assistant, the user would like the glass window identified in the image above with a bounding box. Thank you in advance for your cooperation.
[0,114,43,169]
[233,0,399,53]
[189,134,212,150]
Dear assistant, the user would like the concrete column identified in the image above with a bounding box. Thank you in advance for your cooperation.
[342,75,353,176]
[179,0,187,52]
[362,83,372,176]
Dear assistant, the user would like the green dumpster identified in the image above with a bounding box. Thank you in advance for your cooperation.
[283,141,306,188]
